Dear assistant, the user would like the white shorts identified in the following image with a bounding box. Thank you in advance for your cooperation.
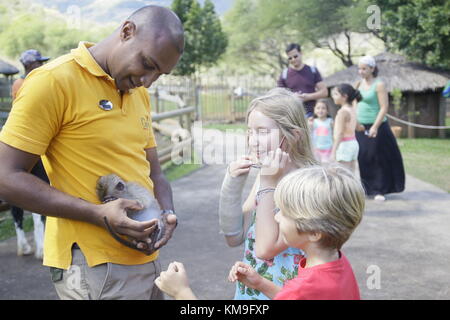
[336,139,359,162]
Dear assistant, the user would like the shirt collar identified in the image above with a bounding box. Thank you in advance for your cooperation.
[71,41,114,82]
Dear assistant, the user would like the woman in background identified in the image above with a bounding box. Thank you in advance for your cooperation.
[355,55,405,201]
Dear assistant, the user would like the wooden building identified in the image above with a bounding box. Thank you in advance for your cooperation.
[0,59,19,128]
[324,52,450,138]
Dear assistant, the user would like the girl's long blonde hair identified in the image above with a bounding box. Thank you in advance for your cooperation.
[246,87,318,168]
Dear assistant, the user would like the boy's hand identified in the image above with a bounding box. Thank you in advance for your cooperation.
[155,262,196,299]
[228,261,263,290]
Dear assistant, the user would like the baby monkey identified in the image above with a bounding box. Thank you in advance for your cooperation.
[96,174,164,255]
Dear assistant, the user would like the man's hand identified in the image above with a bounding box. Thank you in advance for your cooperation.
[96,198,158,249]
[297,92,312,101]
[153,212,178,250]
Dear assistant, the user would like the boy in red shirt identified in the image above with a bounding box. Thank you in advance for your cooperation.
[156,165,365,300]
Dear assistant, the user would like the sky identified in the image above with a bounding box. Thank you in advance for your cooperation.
[33,0,234,17]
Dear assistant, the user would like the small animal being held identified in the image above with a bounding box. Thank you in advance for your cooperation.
[96,174,164,254]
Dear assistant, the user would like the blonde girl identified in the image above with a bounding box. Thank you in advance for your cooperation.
[218,87,318,300]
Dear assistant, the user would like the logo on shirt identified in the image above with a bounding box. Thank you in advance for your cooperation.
[141,116,150,130]
[98,100,113,111]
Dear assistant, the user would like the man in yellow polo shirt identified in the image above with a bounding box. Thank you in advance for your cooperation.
[0,6,184,300]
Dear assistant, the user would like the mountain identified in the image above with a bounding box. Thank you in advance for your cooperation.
[31,0,233,25]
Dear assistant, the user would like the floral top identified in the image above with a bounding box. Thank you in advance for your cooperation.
[234,211,305,300]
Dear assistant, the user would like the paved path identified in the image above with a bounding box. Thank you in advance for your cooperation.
[1,128,449,299]
[1,166,449,300]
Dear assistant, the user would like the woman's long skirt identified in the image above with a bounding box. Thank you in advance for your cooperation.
[356,122,405,196]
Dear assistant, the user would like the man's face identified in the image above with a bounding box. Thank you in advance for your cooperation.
[110,23,182,93]
[287,48,302,69]
[26,61,44,72]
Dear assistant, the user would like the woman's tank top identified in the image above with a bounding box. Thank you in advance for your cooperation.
[357,79,387,124]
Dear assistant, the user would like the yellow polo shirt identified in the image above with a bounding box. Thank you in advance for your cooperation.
[0,42,159,269]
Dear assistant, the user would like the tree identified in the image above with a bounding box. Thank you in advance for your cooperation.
[222,0,296,77]
[171,0,227,76]
[0,1,110,60]
[274,0,373,67]
[200,0,228,69]
[223,0,378,78]
[375,0,450,69]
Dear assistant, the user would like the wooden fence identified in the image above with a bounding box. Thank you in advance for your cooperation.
[149,75,274,122]
[0,78,13,128]
[0,77,195,165]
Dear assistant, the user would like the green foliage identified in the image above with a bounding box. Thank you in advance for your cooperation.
[223,0,374,76]
[171,0,227,76]
[0,212,33,241]
[391,88,403,114]
[375,0,450,68]
[0,2,111,62]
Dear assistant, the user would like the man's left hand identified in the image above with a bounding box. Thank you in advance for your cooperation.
[153,212,178,250]
[297,92,311,101]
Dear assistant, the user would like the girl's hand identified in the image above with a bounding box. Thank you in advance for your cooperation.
[228,156,253,178]
[155,262,193,299]
[260,148,291,184]
[368,126,378,138]
[228,261,262,290]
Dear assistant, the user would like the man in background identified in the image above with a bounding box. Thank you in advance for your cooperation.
[9,49,50,259]
[278,43,328,118]
[11,49,50,99]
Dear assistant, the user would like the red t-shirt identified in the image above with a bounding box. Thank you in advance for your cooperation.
[274,251,360,300]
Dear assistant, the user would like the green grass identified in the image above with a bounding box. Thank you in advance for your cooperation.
[446,117,450,138]
[0,211,33,241]
[202,122,247,132]
[398,138,450,192]
[162,151,203,182]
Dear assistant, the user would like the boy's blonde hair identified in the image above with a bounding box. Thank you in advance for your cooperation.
[246,87,318,167]
[274,165,365,250]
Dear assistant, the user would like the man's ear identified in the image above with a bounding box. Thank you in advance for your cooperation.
[120,21,137,41]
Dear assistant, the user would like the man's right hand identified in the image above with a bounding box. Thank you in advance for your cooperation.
[95,198,158,247]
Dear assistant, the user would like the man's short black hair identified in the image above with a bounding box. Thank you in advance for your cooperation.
[286,43,301,53]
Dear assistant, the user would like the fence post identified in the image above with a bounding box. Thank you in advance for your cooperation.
[154,87,160,114]
[407,92,415,138]
[438,95,447,139]
[195,85,201,121]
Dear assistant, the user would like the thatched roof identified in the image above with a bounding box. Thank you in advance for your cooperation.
[0,59,19,76]
[324,52,450,93]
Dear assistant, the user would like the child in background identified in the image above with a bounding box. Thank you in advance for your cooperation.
[330,84,362,173]
[155,165,365,300]
[311,99,333,163]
